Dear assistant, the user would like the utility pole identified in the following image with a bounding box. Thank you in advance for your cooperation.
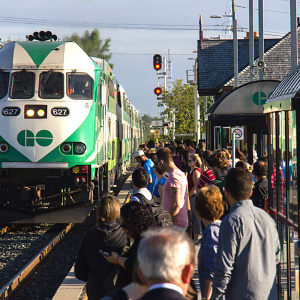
[258,0,264,80]
[249,0,254,81]
[290,0,298,68]
[232,0,238,87]
[193,61,200,143]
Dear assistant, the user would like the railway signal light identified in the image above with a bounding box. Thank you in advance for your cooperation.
[153,54,162,71]
[26,31,58,42]
[154,87,162,97]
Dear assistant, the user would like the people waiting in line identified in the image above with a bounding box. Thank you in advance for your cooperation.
[129,168,152,203]
[133,150,156,193]
[74,195,128,300]
[187,153,202,241]
[137,227,195,300]
[156,147,189,231]
[104,202,158,289]
[152,163,167,203]
[211,168,281,300]
[194,185,224,300]
[79,141,284,300]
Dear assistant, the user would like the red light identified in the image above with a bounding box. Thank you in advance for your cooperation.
[62,144,72,153]
[154,63,161,70]
[153,54,162,71]
[80,166,88,173]
[154,87,162,96]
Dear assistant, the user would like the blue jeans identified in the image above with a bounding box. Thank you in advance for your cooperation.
[190,195,201,235]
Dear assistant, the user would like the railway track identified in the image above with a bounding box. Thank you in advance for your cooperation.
[0,223,76,299]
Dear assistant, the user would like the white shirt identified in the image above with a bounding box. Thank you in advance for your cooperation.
[149,283,184,295]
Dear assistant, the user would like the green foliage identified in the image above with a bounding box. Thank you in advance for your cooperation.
[0,37,12,49]
[158,79,207,138]
[66,29,113,67]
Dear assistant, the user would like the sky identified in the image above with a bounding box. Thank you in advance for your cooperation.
[0,0,294,117]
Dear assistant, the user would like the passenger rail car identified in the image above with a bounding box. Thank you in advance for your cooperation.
[264,67,300,300]
[0,35,143,223]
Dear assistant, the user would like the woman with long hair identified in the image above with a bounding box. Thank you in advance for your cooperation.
[74,195,127,300]
[187,153,202,240]
[104,202,158,288]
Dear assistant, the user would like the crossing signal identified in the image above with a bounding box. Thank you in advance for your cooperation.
[154,87,162,96]
[153,54,162,71]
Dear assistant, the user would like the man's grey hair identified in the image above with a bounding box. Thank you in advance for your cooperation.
[137,227,195,283]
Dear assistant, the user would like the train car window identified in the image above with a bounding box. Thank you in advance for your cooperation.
[39,71,63,99]
[108,77,114,98]
[117,91,121,107]
[67,73,93,100]
[0,72,9,99]
[11,71,35,99]
[288,111,297,224]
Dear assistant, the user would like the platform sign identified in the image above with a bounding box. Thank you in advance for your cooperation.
[154,129,160,139]
[231,127,244,140]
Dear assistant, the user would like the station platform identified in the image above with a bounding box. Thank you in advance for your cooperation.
[53,169,201,299]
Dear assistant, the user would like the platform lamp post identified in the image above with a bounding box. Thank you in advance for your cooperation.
[188,57,201,144]
[211,0,238,87]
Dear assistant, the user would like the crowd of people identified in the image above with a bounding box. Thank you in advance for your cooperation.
[74,139,281,300]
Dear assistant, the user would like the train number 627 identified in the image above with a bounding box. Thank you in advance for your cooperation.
[51,107,70,116]
[2,107,21,116]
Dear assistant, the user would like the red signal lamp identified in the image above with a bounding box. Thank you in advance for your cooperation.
[153,54,162,71]
[154,63,161,70]
[154,87,162,96]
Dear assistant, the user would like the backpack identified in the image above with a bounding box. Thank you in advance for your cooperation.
[133,192,173,227]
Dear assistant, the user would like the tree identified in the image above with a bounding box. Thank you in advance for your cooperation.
[158,79,206,140]
[66,29,113,67]
[0,37,12,49]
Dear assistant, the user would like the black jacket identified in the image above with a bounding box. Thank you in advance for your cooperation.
[251,177,268,209]
[74,221,128,300]
[115,236,141,288]
[138,288,186,300]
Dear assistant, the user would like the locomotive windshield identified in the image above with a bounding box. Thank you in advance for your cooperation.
[0,72,9,99]
[11,71,35,99]
[39,71,63,99]
[67,73,93,100]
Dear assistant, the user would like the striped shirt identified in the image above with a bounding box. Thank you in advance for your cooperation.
[197,168,215,189]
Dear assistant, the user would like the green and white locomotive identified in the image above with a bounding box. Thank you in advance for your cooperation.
[0,32,143,223]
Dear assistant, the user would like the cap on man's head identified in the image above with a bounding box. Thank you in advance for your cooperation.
[134,150,145,158]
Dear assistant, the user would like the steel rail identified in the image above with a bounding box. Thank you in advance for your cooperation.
[0,223,74,300]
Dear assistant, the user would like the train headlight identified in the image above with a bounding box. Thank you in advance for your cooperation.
[24,105,47,119]
[72,166,80,174]
[37,109,45,117]
[74,143,86,154]
[26,109,35,117]
[0,143,8,153]
[62,143,72,153]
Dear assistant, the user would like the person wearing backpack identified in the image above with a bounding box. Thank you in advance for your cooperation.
[130,167,173,227]
[129,168,152,203]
